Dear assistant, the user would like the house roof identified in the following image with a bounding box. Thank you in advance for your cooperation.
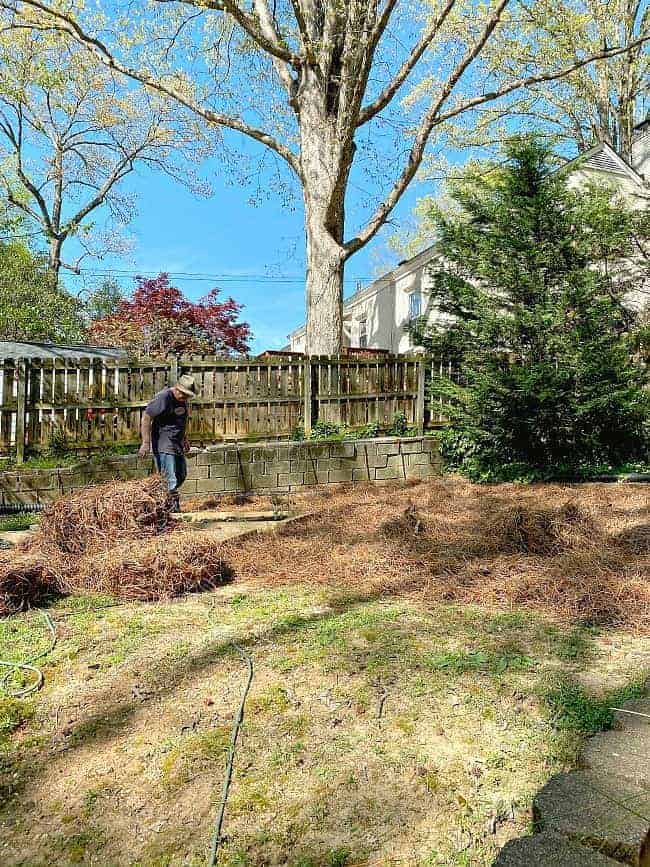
[562,141,647,189]
[0,340,127,360]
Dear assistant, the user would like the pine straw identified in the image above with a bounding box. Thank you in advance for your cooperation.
[0,546,65,617]
[62,531,231,602]
[38,475,173,555]
[0,476,224,612]
[222,479,650,631]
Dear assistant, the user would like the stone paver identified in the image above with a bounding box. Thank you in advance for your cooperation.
[495,688,650,866]
[533,771,650,865]
[0,529,36,547]
[582,730,650,787]
[494,830,623,866]
[613,700,650,732]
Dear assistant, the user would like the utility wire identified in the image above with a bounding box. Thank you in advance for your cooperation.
[65,269,372,283]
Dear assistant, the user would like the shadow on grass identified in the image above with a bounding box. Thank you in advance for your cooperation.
[1,480,648,864]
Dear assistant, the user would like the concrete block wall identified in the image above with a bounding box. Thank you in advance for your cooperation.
[0,436,442,506]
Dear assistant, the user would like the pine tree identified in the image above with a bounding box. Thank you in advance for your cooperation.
[415,137,649,481]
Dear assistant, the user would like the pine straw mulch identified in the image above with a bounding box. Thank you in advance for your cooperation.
[1,475,648,629]
[0,476,230,615]
[39,474,175,555]
[220,478,650,632]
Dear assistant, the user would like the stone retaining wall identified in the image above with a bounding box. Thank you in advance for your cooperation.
[0,436,442,506]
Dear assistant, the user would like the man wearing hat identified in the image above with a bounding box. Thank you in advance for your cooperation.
[139,374,198,510]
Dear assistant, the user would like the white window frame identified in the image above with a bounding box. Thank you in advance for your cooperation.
[358,318,368,348]
[408,291,422,321]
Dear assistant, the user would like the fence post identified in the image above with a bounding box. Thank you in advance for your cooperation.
[15,358,28,465]
[415,357,426,435]
[169,354,179,386]
[303,356,314,438]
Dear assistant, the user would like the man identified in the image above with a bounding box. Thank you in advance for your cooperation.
[139,374,198,509]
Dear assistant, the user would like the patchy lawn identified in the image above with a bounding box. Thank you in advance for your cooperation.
[0,478,648,866]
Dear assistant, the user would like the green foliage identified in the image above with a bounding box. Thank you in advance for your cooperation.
[0,697,33,743]
[543,676,646,735]
[296,412,418,442]
[0,242,85,342]
[84,278,124,322]
[310,420,346,441]
[0,512,37,531]
[416,137,649,481]
[47,425,69,458]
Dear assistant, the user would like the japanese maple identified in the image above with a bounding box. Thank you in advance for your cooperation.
[89,274,251,357]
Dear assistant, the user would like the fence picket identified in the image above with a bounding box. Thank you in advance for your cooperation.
[5,353,453,460]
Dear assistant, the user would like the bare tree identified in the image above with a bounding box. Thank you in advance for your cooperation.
[6,0,649,350]
[0,27,209,277]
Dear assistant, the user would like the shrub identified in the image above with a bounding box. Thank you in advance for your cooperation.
[415,137,649,481]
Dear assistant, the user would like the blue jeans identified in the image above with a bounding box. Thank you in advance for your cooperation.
[154,453,187,494]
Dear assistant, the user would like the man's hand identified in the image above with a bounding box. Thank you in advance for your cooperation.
[139,442,151,458]
[183,437,190,453]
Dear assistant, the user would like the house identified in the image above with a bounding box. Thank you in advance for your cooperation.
[287,120,650,354]
[287,244,440,354]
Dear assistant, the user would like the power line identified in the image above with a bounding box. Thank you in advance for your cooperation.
[64,268,373,283]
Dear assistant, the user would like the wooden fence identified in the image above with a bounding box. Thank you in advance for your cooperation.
[0,353,452,462]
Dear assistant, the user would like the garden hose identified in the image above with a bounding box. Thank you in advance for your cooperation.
[207,643,254,867]
[0,603,254,866]
[0,610,57,698]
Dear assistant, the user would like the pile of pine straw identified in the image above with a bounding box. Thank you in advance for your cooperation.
[221,478,650,631]
[1,473,648,629]
[39,475,174,555]
[0,476,229,614]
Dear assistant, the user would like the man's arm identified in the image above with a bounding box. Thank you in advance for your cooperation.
[139,412,153,457]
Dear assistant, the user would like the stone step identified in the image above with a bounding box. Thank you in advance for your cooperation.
[582,729,650,788]
[613,700,650,733]
[494,830,623,865]
[533,771,650,866]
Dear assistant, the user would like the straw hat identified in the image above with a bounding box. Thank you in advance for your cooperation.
[174,374,198,397]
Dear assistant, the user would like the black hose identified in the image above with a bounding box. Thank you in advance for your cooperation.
[0,503,44,515]
[207,644,254,866]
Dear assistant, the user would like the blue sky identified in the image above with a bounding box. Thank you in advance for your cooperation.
[63,147,429,354]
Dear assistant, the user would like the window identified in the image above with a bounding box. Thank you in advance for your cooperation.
[408,291,422,320]
[358,318,368,348]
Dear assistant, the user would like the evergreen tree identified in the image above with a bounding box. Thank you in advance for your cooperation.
[415,137,649,481]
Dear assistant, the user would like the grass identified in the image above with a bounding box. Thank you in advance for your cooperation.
[0,443,138,471]
[542,676,647,735]
[0,513,38,532]
[0,583,646,866]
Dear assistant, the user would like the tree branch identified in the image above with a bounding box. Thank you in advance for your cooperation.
[347,0,509,253]
[346,29,650,255]
[252,0,296,94]
[8,0,302,176]
[152,0,301,67]
[357,0,457,126]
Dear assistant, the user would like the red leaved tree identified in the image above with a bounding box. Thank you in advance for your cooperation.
[89,274,251,357]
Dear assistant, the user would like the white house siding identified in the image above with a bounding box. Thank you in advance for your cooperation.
[288,246,442,354]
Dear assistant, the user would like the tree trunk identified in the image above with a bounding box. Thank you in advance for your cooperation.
[48,236,62,281]
[299,74,351,356]
[304,217,345,355]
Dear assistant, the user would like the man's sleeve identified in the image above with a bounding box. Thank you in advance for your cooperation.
[145,391,168,419]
